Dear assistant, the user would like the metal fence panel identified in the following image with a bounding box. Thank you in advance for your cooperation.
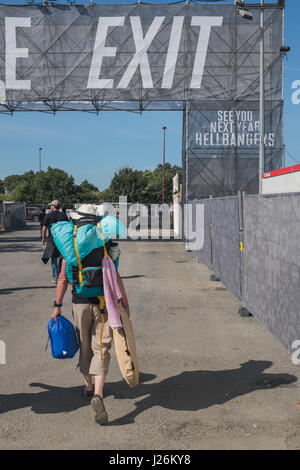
[243,194,300,352]
[3,203,26,230]
[192,199,212,270]
[211,197,241,300]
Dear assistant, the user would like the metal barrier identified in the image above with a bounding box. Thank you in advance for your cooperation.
[192,196,241,300]
[0,202,26,230]
[191,192,300,353]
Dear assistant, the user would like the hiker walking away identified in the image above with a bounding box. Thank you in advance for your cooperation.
[42,200,68,284]
[38,208,46,240]
[51,204,130,425]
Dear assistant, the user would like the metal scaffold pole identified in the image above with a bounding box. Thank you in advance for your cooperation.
[184,101,189,249]
[259,0,265,194]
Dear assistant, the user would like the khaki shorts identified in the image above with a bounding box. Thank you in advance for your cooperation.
[72,303,113,377]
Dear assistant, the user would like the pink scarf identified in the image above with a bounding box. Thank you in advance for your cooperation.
[102,255,123,329]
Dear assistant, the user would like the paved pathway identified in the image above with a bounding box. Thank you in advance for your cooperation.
[0,224,299,449]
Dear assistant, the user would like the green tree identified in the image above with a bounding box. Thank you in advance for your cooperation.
[139,169,162,204]
[100,164,182,204]
[3,174,24,193]
[154,163,182,204]
[0,179,4,194]
[140,164,182,204]
[79,179,99,193]
[7,171,37,202]
[97,188,114,202]
[9,181,36,203]
[4,167,94,204]
[76,179,100,203]
[109,167,144,202]
[33,167,77,204]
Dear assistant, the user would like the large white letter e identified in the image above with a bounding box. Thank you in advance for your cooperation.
[5,17,31,90]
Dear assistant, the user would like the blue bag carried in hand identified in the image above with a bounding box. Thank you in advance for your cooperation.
[47,315,79,359]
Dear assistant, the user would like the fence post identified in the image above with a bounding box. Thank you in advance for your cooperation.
[238,191,253,317]
[209,195,220,282]
[238,191,244,300]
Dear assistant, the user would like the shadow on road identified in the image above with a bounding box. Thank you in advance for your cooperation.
[0,373,155,415]
[0,363,296,421]
[0,225,42,252]
[121,275,146,280]
[0,286,56,295]
[104,360,297,425]
[0,244,42,253]
[0,224,38,235]
[0,237,41,243]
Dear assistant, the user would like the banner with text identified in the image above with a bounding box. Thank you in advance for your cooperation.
[0,3,283,111]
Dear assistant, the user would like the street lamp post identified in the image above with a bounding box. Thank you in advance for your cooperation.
[162,126,167,204]
[39,147,42,172]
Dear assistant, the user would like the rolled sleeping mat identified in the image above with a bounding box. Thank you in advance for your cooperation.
[113,305,139,388]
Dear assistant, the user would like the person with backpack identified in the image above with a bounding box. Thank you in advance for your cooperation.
[50,204,130,425]
[42,200,68,284]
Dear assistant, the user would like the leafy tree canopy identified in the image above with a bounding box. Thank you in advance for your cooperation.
[3,163,182,205]
[107,164,182,204]
[6,167,80,204]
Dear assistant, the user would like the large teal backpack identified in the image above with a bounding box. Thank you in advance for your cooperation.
[51,216,126,298]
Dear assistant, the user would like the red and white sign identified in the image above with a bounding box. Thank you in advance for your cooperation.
[262,164,300,194]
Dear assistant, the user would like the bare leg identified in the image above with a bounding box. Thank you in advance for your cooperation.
[94,375,106,398]
[84,374,93,391]
[91,375,108,424]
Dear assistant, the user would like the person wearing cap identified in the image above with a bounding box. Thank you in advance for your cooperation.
[51,204,130,425]
[42,200,68,284]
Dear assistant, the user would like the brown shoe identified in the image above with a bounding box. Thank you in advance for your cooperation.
[91,395,108,425]
[82,386,94,401]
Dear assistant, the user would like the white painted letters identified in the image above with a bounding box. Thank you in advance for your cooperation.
[87,17,125,89]
[117,16,165,89]
[3,14,225,92]
[5,17,31,90]
[190,16,223,89]
[161,16,184,88]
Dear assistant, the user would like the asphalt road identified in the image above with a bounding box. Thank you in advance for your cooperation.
[0,224,299,450]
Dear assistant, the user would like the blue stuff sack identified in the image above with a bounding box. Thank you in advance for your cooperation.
[47,315,79,359]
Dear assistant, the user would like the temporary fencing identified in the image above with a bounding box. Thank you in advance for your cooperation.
[0,202,26,230]
[190,193,300,353]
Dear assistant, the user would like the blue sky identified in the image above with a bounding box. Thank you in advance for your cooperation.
[0,0,299,191]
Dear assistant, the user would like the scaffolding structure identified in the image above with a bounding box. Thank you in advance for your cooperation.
[0,2,284,197]
[184,3,284,198]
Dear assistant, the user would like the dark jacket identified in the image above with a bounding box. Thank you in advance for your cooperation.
[41,210,68,263]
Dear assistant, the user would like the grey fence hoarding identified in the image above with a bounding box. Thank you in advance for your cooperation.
[0,202,26,229]
[211,196,241,300]
[242,193,300,353]
[192,198,213,271]
[192,193,300,354]
[192,196,241,300]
